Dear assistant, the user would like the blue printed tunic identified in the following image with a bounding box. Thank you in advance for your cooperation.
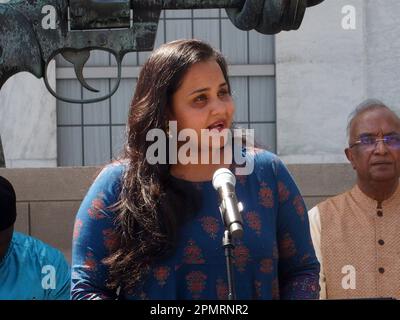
[71,149,320,299]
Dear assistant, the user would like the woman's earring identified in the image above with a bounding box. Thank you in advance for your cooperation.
[166,121,172,139]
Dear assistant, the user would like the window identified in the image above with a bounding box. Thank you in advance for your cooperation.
[57,9,276,166]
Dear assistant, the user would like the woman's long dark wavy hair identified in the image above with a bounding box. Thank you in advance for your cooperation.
[103,39,231,293]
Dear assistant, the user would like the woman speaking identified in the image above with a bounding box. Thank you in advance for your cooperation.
[71,39,320,300]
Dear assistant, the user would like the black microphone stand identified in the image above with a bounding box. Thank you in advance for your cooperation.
[222,229,236,300]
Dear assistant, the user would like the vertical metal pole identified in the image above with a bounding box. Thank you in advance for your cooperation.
[223,230,236,300]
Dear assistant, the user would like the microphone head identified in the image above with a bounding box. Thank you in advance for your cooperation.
[212,168,236,190]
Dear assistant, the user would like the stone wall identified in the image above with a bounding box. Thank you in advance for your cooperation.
[0,164,356,263]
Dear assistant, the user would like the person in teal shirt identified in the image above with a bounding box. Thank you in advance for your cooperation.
[0,176,71,300]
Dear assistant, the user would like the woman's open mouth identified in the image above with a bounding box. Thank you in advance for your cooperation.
[207,120,226,132]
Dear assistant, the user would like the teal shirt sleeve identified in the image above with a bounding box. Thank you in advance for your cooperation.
[0,232,71,300]
[45,249,71,300]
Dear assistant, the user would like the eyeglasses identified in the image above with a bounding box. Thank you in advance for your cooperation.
[349,134,400,150]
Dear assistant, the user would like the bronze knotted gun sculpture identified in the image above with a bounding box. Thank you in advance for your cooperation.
[0,0,324,104]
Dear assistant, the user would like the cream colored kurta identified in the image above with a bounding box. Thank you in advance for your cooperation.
[308,184,400,299]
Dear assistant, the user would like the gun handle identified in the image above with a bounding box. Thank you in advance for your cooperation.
[0,5,43,89]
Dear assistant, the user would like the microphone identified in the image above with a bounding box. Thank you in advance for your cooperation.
[212,168,244,239]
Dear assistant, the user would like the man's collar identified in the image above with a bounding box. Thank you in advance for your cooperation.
[351,182,400,210]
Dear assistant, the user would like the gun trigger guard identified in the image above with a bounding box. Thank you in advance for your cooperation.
[61,50,99,93]
[43,61,122,104]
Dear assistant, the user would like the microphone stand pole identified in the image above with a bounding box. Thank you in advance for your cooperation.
[222,229,236,300]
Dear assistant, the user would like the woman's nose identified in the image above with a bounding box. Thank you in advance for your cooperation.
[210,98,228,116]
